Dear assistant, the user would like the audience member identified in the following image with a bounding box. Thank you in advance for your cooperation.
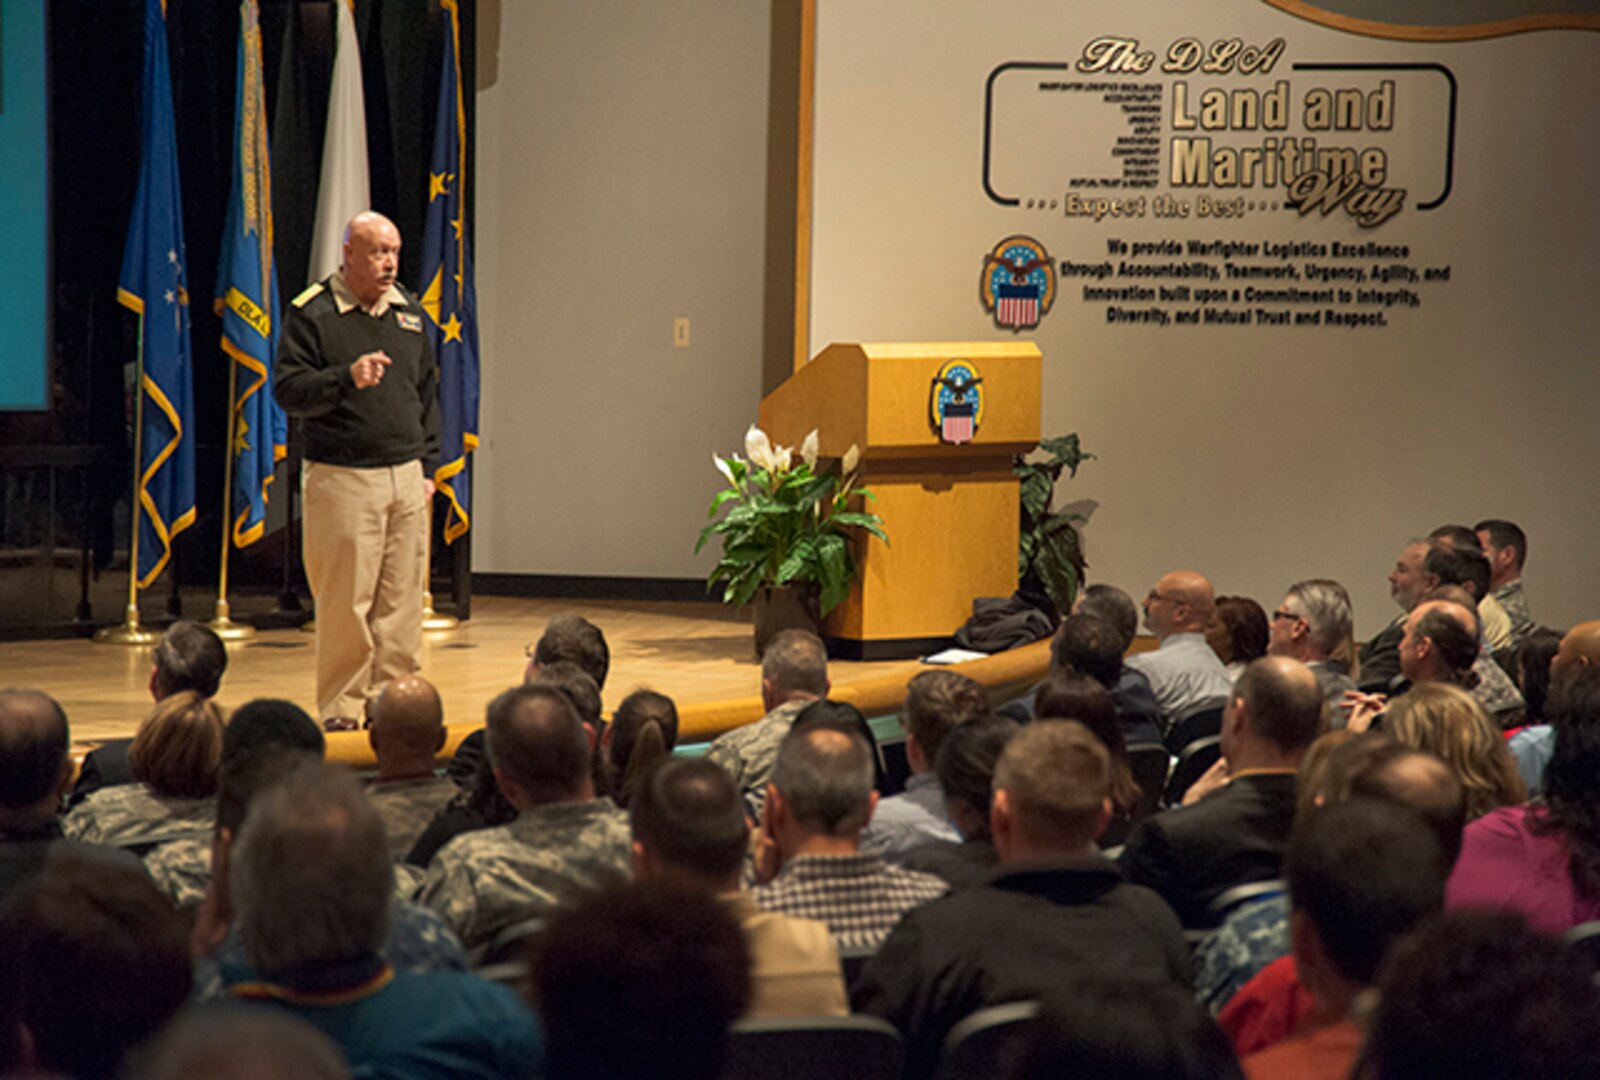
[1384,683,1525,820]
[1050,611,1163,744]
[64,689,223,848]
[146,698,328,913]
[631,756,846,1018]
[419,684,632,958]
[1208,595,1270,680]
[1420,585,1526,722]
[1212,741,1465,1056]
[751,724,946,949]
[1011,977,1244,1080]
[1033,670,1142,843]
[900,713,1018,888]
[1239,798,1449,1079]
[1125,570,1234,726]
[790,697,889,792]
[365,675,455,860]
[854,721,1190,1080]
[862,670,987,858]
[1426,529,1513,650]
[1357,539,1433,691]
[531,880,749,1080]
[0,689,143,902]
[1266,579,1357,715]
[228,763,539,1077]
[405,740,518,868]
[1507,626,1585,792]
[0,855,191,1079]
[1074,582,1141,652]
[1121,657,1321,928]
[1347,594,1520,730]
[191,716,466,1002]
[450,612,611,786]
[1361,911,1600,1079]
[706,629,830,813]
[603,688,679,808]
[1475,518,1536,645]
[71,620,229,804]
[136,1006,350,1080]
[1447,665,1600,934]
[523,612,609,688]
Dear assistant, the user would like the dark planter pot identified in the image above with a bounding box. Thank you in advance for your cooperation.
[751,583,822,658]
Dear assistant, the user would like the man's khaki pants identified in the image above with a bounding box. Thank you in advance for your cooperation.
[302,460,427,723]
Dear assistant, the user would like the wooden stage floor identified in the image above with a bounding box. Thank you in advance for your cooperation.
[0,596,932,748]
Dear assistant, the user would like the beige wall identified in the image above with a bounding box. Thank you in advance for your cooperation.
[474,0,772,579]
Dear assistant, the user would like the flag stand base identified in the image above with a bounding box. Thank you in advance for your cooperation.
[209,598,258,641]
[93,604,161,646]
[423,591,459,632]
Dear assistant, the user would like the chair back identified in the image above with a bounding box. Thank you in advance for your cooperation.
[1563,921,1600,984]
[479,917,547,967]
[1209,879,1287,922]
[1164,698,1226,755]
[839,942,878,991]
[721,1015,902,1080]
[937,1000,1040,1080]
[1163,735,1222,806]
[1124,742,1171,825]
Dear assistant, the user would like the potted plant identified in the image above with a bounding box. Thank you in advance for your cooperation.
[1015,433,1093,621]
[696,425,887,656]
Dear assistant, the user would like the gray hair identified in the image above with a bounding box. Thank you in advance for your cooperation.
[770,726,874,836]
[230,762,392,976]
[761,630,829,700]
[1076,584,1139,653]
[1285,579,1354,659]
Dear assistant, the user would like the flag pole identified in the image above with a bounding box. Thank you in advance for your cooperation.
[210,359,257,640]
[422,499,458,631]
[96,313,160,645]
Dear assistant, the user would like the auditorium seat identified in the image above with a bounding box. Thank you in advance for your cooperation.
[937,1000,1040,1080]
[721,1015,902,1080]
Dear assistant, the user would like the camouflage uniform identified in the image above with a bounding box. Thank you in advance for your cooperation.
[366,775,459,861]
[61,785,214,849]
[195,898,468,1001]
[1194,892,1290,1014]
[417,798,633,958]
[1471,651,1525,723]
[704,699,811,816]
[1493,579,1537,648]
[144,835,213,912]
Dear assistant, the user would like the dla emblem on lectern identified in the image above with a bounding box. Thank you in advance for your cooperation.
[930,360,984,445]
[980,235,1055,332]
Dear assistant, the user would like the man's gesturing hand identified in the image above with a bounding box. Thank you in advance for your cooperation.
[350,351,391,389]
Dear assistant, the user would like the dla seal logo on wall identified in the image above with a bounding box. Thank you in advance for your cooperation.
[980,235,1055,332]
[929,359,984,445]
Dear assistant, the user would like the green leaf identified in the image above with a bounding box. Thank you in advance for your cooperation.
[707,488,743,518]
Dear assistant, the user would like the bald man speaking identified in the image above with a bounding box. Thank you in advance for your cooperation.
[275,212,439,731]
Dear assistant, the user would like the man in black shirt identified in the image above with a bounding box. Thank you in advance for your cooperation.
[274,212,440,730]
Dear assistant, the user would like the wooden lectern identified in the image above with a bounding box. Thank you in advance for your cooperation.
[759,342,1042,660]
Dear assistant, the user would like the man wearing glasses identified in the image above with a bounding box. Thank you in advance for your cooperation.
[1266,579,1358,720]
[1125,570,1233,729]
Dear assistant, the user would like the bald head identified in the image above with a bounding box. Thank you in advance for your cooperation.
[1227,657,1323,762]
[0,689,70,817]
[341,211,400,307]
[1350,746,1466,863]
[369,676,446,778]
[1554,621,1600,682]
[1143,570,1215,638]
[1401,600,1479,685]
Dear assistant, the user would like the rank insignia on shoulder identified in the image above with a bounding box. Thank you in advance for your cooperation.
[395,311,423,333]
[291,282,326,308]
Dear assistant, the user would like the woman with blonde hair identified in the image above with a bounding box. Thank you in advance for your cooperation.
[64,690,224,848]
[1385,682,1524,821]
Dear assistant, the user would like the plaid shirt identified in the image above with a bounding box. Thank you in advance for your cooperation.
[752,852,948,950]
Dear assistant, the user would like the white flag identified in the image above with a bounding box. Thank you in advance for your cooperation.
[306,0,370,284]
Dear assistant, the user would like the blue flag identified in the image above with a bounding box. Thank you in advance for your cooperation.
[216,0,287,547]
[419,0,480,543]
[117,0,195,589]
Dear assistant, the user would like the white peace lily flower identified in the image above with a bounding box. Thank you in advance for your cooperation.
[842,444,861,476]
[774,445,794,472]
[713,453,736,486]
[745,425,776,472]
[800,430,820,469]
